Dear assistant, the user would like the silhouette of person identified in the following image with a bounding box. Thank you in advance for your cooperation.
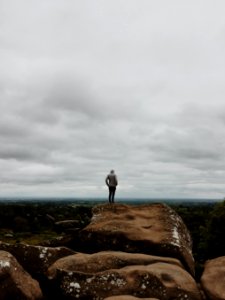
[105,170,118,203]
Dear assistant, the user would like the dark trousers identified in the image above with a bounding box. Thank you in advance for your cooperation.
[108,186,116,203]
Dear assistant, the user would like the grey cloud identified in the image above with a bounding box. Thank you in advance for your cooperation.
[0,144,50,162]
[1,1,225,198]
[42,72,142,122]
[45,76,99,117]
[145,107,225,172]
[0,119,30,138]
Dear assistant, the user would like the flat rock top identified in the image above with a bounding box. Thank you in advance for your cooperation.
[91,204,170,243]
[80,203,194,275]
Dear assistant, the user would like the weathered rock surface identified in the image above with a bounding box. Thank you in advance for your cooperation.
[0,203,207,299]
[104,297,159,300]
[55,262,201,299]
[79,203,194,275]
[0,250,43,300]
[0,242,75,277]
[201,256,225,300]
[47,251,184,279]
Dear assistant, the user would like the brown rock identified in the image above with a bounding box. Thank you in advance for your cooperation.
[47,250,184,279]
[201,256,225,300]
[56,262,201,299]
[0,241,75,277]
[104,297,159,300]
[0,250,43,300]
[79,203,194,275]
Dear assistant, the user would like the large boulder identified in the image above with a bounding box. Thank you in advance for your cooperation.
[55,262,201,299]
[0,242,75,278]
[47,251,184,279]
[201,256,225,300]
[79,203,194,275]
[0,250,43,300]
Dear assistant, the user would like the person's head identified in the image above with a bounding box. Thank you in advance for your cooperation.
[110,170,115,174]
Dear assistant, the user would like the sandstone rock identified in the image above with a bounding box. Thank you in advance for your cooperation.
[201,256,225,300]
[104,297,159,300]
[79,203,194,275]
[47,250,184,279]
[55,262,201,299]
[0,250,43,300]
[0,242,75,278]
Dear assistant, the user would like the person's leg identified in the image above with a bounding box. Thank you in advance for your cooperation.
[108,187,112,203]
[111,187,116,203]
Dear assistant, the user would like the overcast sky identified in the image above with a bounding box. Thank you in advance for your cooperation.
[1,0,225,199]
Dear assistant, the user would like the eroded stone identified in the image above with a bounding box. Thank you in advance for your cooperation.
[201,256,225,300]
[0,250,43,300]
[79,203,194,275]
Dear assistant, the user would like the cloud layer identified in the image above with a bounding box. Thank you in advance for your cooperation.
[1,0,225,198]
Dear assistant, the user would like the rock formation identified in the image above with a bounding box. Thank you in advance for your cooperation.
[0,202,223,299]
[201,256,225,300]
[0,250,43,300]
[78,203,194,275]
[0,242,75,278]
[47,251,184,278]
[53,260,201,299]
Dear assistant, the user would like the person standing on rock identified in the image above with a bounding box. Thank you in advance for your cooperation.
[105,170,118,204]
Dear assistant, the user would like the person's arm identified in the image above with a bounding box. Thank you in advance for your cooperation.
[105,176,109,186]
[115,175,118,186]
